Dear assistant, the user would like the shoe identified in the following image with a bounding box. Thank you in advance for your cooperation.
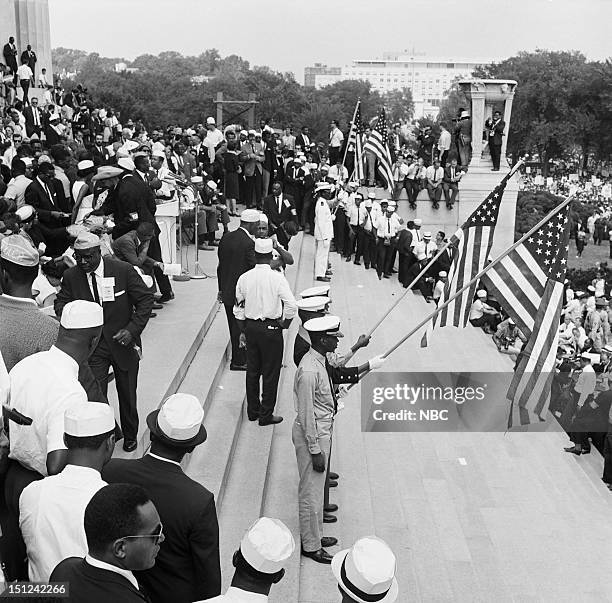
[390,269,397,274]
[383,274,391,279]
[345,256,352,262]
[328,480,338,488]
[210,240,220,246]
[259,415,283,426]
[247,415,259,422]
[326,271,333,276]
[123,439,137,452]
[198,245,215,251]
[152,302,164,310]
[230,363,247,371]
[564,446,582,455]
[323,513,337,523]
[329,471,339,480]
[378,275,382,280]
[158,292,174,303]
[364,264,370,269]
[353,261,361,266]
[433,203,439,209]
[301,548,333,564]
[150,312,157,318]
[316,276,331,282]
[324,503,338,513]
[447,204,454,210]
[321,537,338,547]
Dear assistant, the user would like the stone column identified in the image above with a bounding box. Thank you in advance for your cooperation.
[501,91,515,162]
[14,0,51,79]
[0,0,17,56]
[469,90,486,168]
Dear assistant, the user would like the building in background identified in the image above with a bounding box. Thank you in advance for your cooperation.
[305,52,494,119]
[304,63,342,88]
[0,0,52,80]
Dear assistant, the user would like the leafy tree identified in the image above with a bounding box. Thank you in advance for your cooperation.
[383,87,414,124]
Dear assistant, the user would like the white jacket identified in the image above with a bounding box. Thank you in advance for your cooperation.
[314,197,334,240]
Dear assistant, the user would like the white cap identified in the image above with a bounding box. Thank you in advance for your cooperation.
[259,213,269,224]
[364,200,373,208]
[296,296,330,312]
[155,393,205,442]
[240,517,295,574]
[74,232,101,250]
[368,192,376,199]
[60,300,104,329]
[476,290,487,298]
[413,219,422,226]
[117,157,135,171]
[438,271,447,277]
[255,238,274,254]
[241,209,261,223]
[248,129,257,136]
[64,403,115,437]
[0,234,39,266]
[191,176,204,184]
[300,285,330,298]
[304,315,344,337]
[508,317,515,325]
[15,205,35,221]
[77,160,95,171]
[206,116,216,125]
[151,149,165,159]
[22,157,33,167]
[240,130,248,137]
[206,181,217,191]
[387,200,397,208]
[423,231,432,238]
[332,537,398,603]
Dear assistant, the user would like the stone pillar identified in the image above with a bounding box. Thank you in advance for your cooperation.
[469,89,486,168]
[0,0,17,57]
[501,91,515,162]
[14,0,52,79]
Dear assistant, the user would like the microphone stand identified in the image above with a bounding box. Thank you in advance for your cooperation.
[173,184,191,282]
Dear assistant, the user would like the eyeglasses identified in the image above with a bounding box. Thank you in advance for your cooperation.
[122,522,164,545]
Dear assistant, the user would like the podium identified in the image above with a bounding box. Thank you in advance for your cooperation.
[155,201,179,264]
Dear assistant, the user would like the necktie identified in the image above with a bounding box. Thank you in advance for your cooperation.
[277,196,282,213]
[387,218,391,236]
[33,109,39,126]
[90,273,101,305]
[44,184,54,206]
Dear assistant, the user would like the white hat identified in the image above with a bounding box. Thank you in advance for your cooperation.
[332,537,398,603]
[150,393,206,444]
[14,205,35,222]
[588,285,595,292]
[240,130,248,137]
[206,117,216,125]
[387,200,397,208]
[240,517,295,574]
[413,219,422,226]
[476,290,487,298]
[77,159,95,171]
[0,234,39,266]
[296,296,330,312]
[423,231,432,238]
[117,157,135,172]
[191,175,204,184]
[367,193,376,200]
[240,209,261,223]
[508,317,515,325]
[300,285,330,298]
[295,156,305,163]
[259,213,269,224]
[438,271,447,277]
[64,403,115,437]
[206,181,217,191]
[21,157,33,167]
[38,154,52,164]
[460,110,470,118]
[348,181,359,189]
[315,182,332,191]
[151,149,165,159]
[74,232,101,250]
[248,129,257,136]
[364,200,373,208]
[60,300,104,329]
[581,352,598,363]
[255,238,274,254]
[304,315,344,337]
[49,114,60,122]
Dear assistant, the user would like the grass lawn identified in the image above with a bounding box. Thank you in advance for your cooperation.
[567,237,612,270]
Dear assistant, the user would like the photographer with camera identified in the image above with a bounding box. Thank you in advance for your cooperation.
[493,317,526,362]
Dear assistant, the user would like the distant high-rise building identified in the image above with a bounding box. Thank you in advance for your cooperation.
[304,63,342,87]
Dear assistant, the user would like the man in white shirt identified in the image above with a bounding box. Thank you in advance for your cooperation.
[234,238,297,426]
[437,122,452,167]
[327,160,348,183]
[313,184,334,282]
[4,158,32,210]
[413,231,437,261]
[468,290,499,333]
[16,58,33,106]
[20,404,115,581]
[426,159,444,209]
[374,200,400,279]
[281,126,295,152]
[328,120,344,165]
[565,353,598,455]
[391,157,410,202]
[203,116,225,164]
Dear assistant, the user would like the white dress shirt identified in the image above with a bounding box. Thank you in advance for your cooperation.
[86,259,105,303]
[437,129,451,152]
[426,166,444,183]
[8,346,87,475]
[574,364,596,406]
[4,174,32,208]
[234,264,297,322]
[20,465,106,581]
[203,586,268,602]
[407,228,422,248]
[374,214,399,238]
[84,555,139,590]
[329,126,344,148]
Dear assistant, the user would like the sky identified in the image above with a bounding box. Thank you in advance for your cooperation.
[49,0,612,82]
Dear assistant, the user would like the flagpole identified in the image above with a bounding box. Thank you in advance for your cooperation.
[342,98,360,169]
[380,192,575,358]
[363,159,525,339]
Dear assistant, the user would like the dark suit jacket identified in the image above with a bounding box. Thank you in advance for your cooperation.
[50,558,150,603]
[90,144,110,166]
[44,125,64,147]
[488,119,505,146]
[295,133,311,152]
[102,455,221,603]
[262,193,296,229]
[54,257,153,368]
[112,231,156,271]
[3,43,17,70]
[443,165,462,184]
[23,106,43,137]
[216,227,255,305]
[24,178,69,226]
[396,229,413,256]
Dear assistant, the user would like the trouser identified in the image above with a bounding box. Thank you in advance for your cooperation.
[345,225,357,257]
[89,335,140,442]
[245,319,283,420]
[356,229,375,267]
[147,233,172,296]
[262,168,271,197]
[329,147,340,166]
[439,149,449,167]
[398,253,413,286]
[392,179,408,202]
[365,151,376,184]
[315,239,330,278]
[224,302,246,366]
[603,429,612,484]
[1,461,42,580]
[245,173,262,208]
[333,209,347,253]
[469,315,498,331]
[406,179,420,205]
[443,182,459,205]
[293,422,331,552]
[323,437,333,509]
[458,138,472,168]
[427,183,442,204]
[20,79,30,105]
[376,239,393,277]
[490,143,502,170]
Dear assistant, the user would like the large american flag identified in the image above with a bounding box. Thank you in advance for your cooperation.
[363,108,393,191]
[482,202,572,427]
[345,100,365,182]
[420,176,509,347]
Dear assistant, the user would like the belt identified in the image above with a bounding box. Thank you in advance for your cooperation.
[246,317,280,322]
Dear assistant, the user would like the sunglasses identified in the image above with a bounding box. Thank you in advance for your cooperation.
[123,522,164,545]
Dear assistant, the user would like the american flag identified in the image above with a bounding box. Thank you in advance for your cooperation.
[482,202,572,427]
[363,108,394,191]
[420,176,509,347]
[345,100,365,182]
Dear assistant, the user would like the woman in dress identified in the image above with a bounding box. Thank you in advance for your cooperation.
[71,159,96,224]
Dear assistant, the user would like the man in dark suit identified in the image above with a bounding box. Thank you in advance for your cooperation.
[44,114,65,146]
[216,210,258,370]
[486,110,506,171]
[24,162,71,256]
[90,133,110,165]
[23,96,43,138]
[50,483,161,603]
[20,44,36,79]
[102,394,221,603]
[3,36,18,82]
[262,181,297,250]
[112,223,163,285]
[442,157,463,209]
[54,232,154,452]
[295,125,311,154]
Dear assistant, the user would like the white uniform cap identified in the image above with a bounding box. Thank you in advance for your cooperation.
[64,403,115,437]
[15,205,35,222]
[151,149,165,159]
[259,213,269,224]
[77,160,94,171]
[21,157,33,167]
[240,517,295,574]
[206,181,217,191]
[460,110,470,118]
[295,156,305,163]
[37,154,52,164]
[364,200,373,208]
[332,536,398,603]
[304,315,344,337]
[300,285,330,298]
[367,192,376,200]
[581,352,598,363]
[49,114,60,122]
[0,234,39,266]
[206,117,216,125]
[476,290,487,298]
[315,182,332,191]
[74,232,101,250]
[117,157,135,172]
[296,296,330,312]
[438,271,447,277]
[248,129,257,136]
[423,231,432,238]
[241,209,261,223]
[156,393,204,442]
[387,200,397,208]
[191,176,204,184]
[240,130,248,137]
[413,219,422,226]
[255,238,273,254]
[60,300,104,329]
